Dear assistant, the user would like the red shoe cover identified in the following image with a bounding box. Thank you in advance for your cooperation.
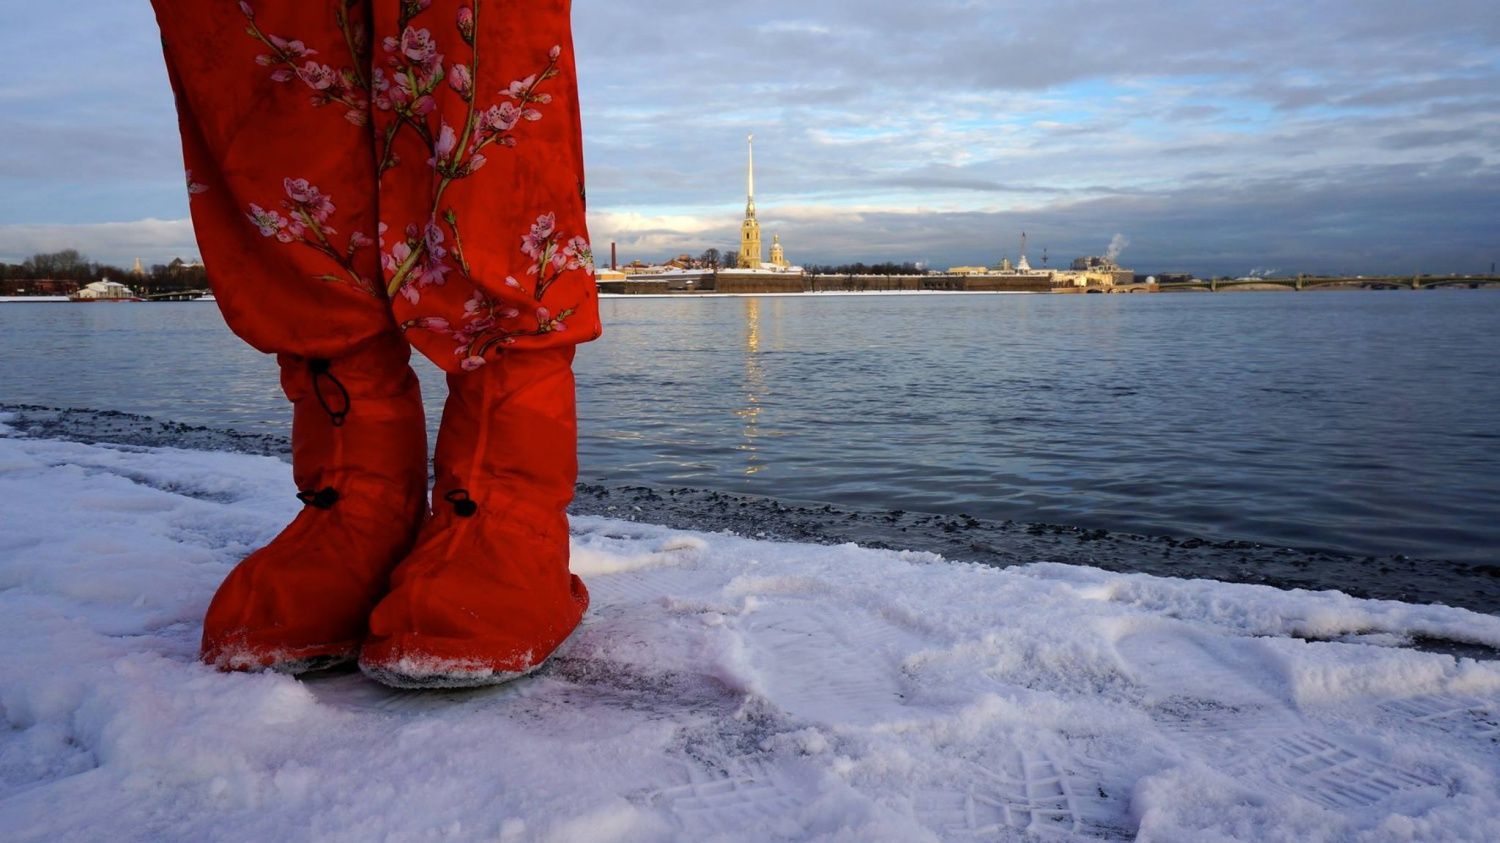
[202,334,428,672]
[360,347,587,688]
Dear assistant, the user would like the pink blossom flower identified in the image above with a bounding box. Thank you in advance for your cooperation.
[282,178,335,223]
[247,203,289,239]
[399,27,441,70]
[384,240,412,274]
[448,63,472,98]
[349,231,374,250]
[457,7,475,44]
[430,122,458,168]
[297,62,337,91]
[239,1,254,19]
[549,45,562,60]
[460,356,487,371]
[505,75,537,100]
[505,276,522,288]
[186,170,208,196]
[424,221,446,255]
[269,35,315,60]
[400,283,421,304]
[500,307,520,319]
[412,95,437,116]
[270,69,294,83]
[284,218,307,241]
[416,316,451,331]
[534,213,557,239]
[417,261,451,287]
[478,103,520,137]
[464,291,486,315]
[371,69,393,110]
[562,235,593,272]
[536,306,567,333]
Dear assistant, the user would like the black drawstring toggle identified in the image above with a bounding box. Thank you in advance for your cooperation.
[297,487,341,510]
[308,358,350,428]
[445,489,478,518]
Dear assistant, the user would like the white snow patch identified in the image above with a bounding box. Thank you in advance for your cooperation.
[0,433,1497,841]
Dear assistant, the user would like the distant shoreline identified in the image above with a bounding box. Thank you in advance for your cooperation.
[6,283,1497,305]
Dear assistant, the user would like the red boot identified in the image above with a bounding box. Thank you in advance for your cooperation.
[359,347,588,688]
[202,334,429,673]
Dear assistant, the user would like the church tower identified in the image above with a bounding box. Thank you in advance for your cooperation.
[737,134,763,269]
[769,234,787,269]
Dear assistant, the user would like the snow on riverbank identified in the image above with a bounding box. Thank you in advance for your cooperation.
[1,426,1498,842]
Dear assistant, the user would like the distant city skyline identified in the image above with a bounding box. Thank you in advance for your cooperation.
[1,1,1497,276]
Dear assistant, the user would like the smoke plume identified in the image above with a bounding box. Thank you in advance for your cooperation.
[1106,233,1130,262]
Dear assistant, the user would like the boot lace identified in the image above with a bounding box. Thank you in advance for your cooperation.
[308,358,351,428]
[297,487,341,510]
[444,489,479,518]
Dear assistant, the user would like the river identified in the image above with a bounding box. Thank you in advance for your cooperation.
[3,290,1497,564]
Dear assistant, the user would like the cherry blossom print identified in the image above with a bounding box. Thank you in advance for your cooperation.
[535,306,568,333]
[401,206,586,365]
[239,2,370,125]
[186,170,209,198]
[245,178,375,294]
[158,0,600,373]
[387,220,455,304]
[518,212,593,300]
[248,204,294,242]
[448,63,473,99]
[378,0,566,295]
[456,6,475,45]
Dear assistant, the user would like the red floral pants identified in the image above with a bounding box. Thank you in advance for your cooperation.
[153,0,600,371]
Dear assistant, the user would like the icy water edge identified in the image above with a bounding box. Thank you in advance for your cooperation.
[2,290,1497,612]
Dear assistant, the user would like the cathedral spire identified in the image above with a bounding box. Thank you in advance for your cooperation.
[738,134,763,269]
[746,134,756,216]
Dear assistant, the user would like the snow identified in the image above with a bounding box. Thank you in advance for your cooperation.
[1,422,1498,842]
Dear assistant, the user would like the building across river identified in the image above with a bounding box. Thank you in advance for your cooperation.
[596,138,1149,295]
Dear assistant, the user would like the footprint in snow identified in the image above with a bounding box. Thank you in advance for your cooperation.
[1114,626,1444,811]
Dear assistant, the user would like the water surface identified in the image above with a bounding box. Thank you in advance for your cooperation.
[3,290,1497,562]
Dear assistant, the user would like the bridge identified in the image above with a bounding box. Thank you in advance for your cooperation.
[143,289,211,302]
[1157,275,1500,292]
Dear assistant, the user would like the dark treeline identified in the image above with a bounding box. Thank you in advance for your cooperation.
[0,250,207,295]
[803,262,926,276]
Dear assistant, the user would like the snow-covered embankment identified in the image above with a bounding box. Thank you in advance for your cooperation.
[0,425,1497,841]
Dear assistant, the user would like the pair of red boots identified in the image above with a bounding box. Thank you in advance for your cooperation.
[202,335,588,688]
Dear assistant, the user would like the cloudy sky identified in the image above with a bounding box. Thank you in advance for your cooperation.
[1,0,1497,275]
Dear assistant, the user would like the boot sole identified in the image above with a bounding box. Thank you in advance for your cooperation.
[274,652,358,676]
[358,659,543,690]
[206,641,361,676]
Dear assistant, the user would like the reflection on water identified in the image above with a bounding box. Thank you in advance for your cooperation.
[736,297,765,476]
[3,292,1499,562]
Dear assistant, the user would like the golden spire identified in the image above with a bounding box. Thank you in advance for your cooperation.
[738,134,763,269]
[746,134,756,217]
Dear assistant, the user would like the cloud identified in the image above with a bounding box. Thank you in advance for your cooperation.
[0,0,1496,276]
[0,219,198,266]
